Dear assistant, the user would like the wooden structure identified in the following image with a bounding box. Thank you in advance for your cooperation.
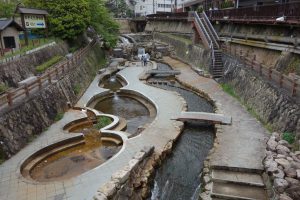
[222,45,300,99]
[16,7,49,45]
[0,40,97,109]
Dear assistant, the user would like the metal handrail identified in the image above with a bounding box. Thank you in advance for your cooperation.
[200,16,220,49]
[194,11,213,46]
[202,11,220,41]
[210,42,215,69]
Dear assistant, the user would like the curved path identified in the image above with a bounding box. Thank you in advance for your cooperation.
[0,62,185,200]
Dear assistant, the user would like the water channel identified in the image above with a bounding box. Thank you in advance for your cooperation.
[149,63,214,200]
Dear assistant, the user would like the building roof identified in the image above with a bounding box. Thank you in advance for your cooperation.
[17,7,49,15]
[0,19,24,31]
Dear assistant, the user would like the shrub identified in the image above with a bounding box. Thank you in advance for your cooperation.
[94,116,112,130]
[220,83,237,98]
[282,132,295,144]
[0,83,8,93]
[36,55,63,73]
[73,84,81,95]
[54,112,64,121]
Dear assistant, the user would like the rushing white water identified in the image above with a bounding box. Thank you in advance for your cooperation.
[120,36,131,44]
[113,93,119,100]
[191,183,201,200]
[151,180,159,200]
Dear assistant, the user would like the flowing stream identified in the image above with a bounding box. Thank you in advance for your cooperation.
[149,63,214,200]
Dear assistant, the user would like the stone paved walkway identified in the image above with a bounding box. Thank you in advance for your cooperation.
[0,62,184,200]
[163,56,268,172]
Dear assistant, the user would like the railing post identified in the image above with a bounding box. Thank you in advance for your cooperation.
[279,74,283,88]
[240,49,243,59]
[292,78,297,97]
[259,64,262,75]
[56,68,59,79]
[38,77,42,89]
[25,85,29,97]
[269,68,272,80]
[48,73,52,84]
[7,92,13,106]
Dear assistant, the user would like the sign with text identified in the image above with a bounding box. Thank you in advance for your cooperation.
[24,14,46,29]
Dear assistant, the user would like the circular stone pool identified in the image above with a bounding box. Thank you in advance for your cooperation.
[90,92,156,135]
[21,130,122,182]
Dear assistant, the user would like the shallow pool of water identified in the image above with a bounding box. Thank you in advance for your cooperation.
[94,95,152,134]
[100,74,123,91]
[28,130,121,182]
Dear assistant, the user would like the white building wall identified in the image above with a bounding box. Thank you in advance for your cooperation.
[134,0,175,16]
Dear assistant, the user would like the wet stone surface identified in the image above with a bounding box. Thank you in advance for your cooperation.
[94,95,152,135]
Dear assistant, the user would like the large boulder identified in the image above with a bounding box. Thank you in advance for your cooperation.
[274,178,289,193]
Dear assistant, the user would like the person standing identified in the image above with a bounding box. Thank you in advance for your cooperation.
[141,55,145,66]
[143,55,147,66]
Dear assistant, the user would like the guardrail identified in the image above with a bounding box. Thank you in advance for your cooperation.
[222,45,300,98]
[0,39,97,109]
[208,2,300,25]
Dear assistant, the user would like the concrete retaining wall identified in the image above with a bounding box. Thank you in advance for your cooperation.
[145,21,193,34]
[154,32,211,71]
[0,42,106,158]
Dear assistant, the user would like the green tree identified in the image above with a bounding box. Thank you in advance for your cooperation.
[88,0,119,48]
[24,0,91,40]
[0,0,22,18]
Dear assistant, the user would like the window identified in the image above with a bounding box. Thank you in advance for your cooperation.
[3,37,16,49]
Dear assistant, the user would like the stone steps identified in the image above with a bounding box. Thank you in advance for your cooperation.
[211,169,267,200]
[211,182,267,200]
[212,169,264,187]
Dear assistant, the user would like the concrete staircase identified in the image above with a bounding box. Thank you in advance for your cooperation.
[191,11,224,78]
[211,169,267,200]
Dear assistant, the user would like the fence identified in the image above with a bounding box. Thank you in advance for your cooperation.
[222,45,300,98]
[208,2,300,25]
[0,39,97,109]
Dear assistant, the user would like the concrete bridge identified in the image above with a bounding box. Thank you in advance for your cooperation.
[146,69,181,76]
[173,111,232,125]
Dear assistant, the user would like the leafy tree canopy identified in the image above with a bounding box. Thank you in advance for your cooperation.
[88,0,119,48]
[24,0,91,40]
[0,0,22,18]
[23,0,119,47]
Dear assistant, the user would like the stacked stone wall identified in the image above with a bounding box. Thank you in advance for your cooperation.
[0,43,105,158]
[223,54,300,135]
[0,42,69,87]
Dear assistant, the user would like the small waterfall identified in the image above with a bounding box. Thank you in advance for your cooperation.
[160,180,173,200]
[113,92,119,101]
[109,77,116,82]
[191,183,201,200]
[151,180,159,200]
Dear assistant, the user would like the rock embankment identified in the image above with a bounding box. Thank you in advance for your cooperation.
[265,132,300,199]
[0,42,68,87]
[223,54,300,135]
[0,43,105,159]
